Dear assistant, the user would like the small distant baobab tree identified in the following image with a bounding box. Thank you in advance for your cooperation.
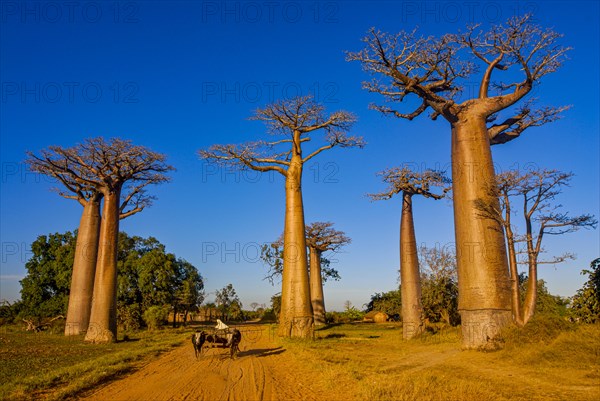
[26,144,156,336]
[200,96,364,338]
[305,222,350,325]
[369,168,449,339]
[28,138,173,342]
[261,235,341,285]
[348,15,569,348]
[479,169,597,326]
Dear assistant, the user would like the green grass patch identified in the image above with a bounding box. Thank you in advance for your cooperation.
[0,325,189,401]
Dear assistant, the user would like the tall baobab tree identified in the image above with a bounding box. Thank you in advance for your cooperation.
[479,169,596,326]
[348,15,569,348]
[26,148,153,336]
[27,138,173,342]
[200,96,364,338]
[369,168,449,339]
[23,156,102,336]
[305,222,350,326]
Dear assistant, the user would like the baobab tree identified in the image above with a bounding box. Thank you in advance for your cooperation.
[200,96,364,338]
[27,138,173,342]
[24,155,102,336]
[369,168,449,339]
[478,169,597,326]
[26,147,154,336]
[348,15,569,347]
[305,222,350,326]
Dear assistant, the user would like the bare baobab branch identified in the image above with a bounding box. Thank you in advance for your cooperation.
[480,168,597,326]
[199,142,290,176]
[119,185,156,219]
[368,167,451,201]
[305,222,351,253]
[489,104,570,145]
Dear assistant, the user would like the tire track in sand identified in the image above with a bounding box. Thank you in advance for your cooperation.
[79,327,316,401]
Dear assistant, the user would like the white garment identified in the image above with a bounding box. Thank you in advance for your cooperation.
[215,319,229,330]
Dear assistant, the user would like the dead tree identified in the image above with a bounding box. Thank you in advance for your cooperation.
[479,169,597,326]
[348,15,569,348]
[369,168,449,339]
[305,222,350,326]
[22,315,64,332]
[200,96,364,338]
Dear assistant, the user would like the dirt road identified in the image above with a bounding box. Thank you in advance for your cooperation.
[80,326,321,401]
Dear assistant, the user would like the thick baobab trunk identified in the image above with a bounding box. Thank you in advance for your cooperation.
[400,192,423,339]
[451,116,512,349]
[309,247,326,326]
[85,190,121,343]
[278,159,314,338]
[65,198,101,336]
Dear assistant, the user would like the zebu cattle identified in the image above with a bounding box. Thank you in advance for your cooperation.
[192,328,242,359]
[191,331,206,358]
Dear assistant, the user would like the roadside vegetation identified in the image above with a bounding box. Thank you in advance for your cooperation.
[0,326,187,401]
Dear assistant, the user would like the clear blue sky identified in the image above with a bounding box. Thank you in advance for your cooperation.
[1,1,598,311]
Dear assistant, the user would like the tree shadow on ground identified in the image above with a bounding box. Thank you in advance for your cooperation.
[237,347,286,358]
[117,337,141,343]
[321,333,346,339]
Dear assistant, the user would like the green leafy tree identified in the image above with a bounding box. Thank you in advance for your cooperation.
[570,258,600,323]
[215,284,241,321]
[0,300,22,325]
[20,231,204,330]
[143,305,169,330]
[115,234,204,329]
[19,232,77,319]
[419,245,460,326]
[365,290,402,316]
[173,260,205,325]
[270,294,282,321]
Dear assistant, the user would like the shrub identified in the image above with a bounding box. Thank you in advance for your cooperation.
[570,258,600,323]
[118,303,142,331]
[142,305,169,330]
[365,290,402,316]
[501,314,573,347]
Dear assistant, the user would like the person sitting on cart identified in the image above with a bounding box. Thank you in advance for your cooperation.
[215,319,229,335]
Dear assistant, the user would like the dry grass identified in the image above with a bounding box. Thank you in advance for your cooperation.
[0,319,598,401]
[279,320,600,401]
[0,325,187,401]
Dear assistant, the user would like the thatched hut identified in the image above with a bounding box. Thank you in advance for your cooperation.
[363,311,388,323]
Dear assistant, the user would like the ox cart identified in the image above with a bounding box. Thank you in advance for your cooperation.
[191,320,242,359]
